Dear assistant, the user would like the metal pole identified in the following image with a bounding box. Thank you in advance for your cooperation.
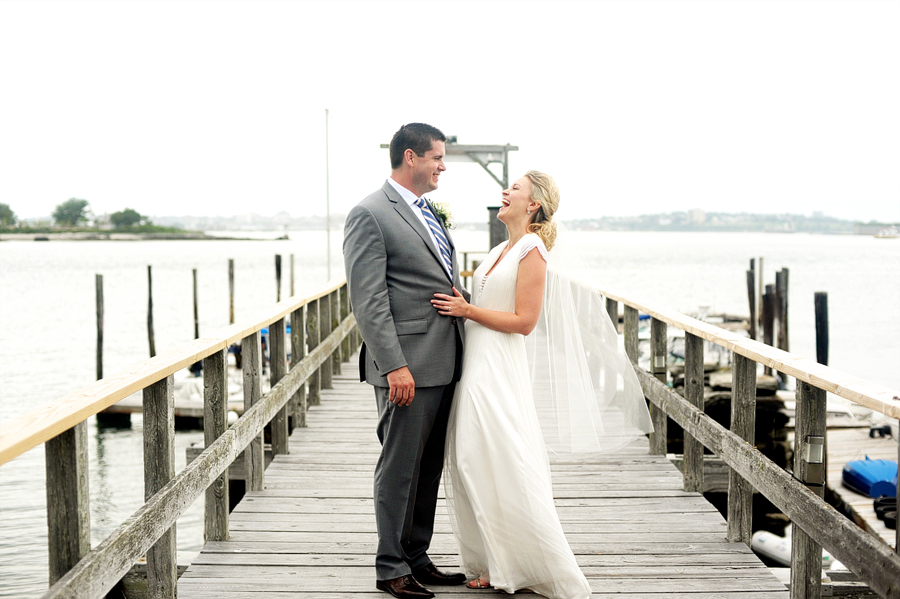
[325,108,332,280]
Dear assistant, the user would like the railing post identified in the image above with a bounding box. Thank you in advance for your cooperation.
[331,289,342,375]
[320,296,334,390]
[649,317,668,455]
[242,331,264,492]
[270,317,289,456]
[308,299,321,406]
[727,354,756,544]
[605,297,618,330]
[791,380,826,598]
[290,305,308,428]
[624,305,639,364]
[44,422,90,585]
[683,332,704,492]
[341,283,351,363]
[143,375,176,599]
[203,348,228,542]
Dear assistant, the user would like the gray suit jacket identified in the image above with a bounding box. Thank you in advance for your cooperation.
[343,181,469,388]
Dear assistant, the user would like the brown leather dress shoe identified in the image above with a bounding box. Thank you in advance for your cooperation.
[375,575,435,598]
[411,563,467,585]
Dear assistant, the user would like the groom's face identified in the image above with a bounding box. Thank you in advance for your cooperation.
[410,140,446,196]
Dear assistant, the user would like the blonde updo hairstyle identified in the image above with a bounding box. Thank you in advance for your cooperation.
[524,170,559,251]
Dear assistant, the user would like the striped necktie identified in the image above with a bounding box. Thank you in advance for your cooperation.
[414,197,453,277]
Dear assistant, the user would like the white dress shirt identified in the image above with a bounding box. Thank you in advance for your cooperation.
[386,177,451,277]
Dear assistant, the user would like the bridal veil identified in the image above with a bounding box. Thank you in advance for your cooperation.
[525,223,654,454]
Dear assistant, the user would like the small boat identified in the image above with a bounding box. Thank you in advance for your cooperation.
[842,456,898,498]
[751,530,835,568]
[874,226,899,239]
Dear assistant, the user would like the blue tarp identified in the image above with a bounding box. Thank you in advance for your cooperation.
[842,456,898,498]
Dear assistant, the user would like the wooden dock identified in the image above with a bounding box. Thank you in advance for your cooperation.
[177,356,789,598]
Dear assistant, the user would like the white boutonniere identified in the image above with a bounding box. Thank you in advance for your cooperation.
[429,201,454,230]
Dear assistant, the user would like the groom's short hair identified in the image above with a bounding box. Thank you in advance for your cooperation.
[390,123,446,169]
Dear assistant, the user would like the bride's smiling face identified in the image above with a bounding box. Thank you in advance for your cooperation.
[499,176,537,223]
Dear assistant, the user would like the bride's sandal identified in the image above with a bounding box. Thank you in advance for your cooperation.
[466,578,492,589]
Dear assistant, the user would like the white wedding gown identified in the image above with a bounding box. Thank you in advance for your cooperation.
[444,234,592,599]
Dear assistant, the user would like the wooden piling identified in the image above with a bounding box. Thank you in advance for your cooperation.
[143,375,176,598]
[791,380,826,599]
[192,269,199,340]
[775,270,784,349]
[275,254,282,303]
[815,292,828,366]
[96,274,103,380]
[757,256,764,333]
[290,254,295,298]
[228,259,235,325]
[147,266,156,357]
[778,268,789,352]
[746,260,757,341]
[762,284,775,375]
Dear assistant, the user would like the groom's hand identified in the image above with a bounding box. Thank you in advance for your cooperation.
[387,366,415,406]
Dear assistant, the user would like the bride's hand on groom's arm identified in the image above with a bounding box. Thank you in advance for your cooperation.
[386,366,415,406]
[431,287,469,319]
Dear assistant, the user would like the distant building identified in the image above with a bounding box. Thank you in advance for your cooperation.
[689,209,706,225]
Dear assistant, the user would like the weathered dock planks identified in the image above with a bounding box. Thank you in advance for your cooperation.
[178,358,789,598]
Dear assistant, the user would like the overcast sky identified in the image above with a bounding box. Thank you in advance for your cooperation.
[1,0,898,224]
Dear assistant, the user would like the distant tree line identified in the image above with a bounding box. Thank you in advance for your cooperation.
[1,198,152,229]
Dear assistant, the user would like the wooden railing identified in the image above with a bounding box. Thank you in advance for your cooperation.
[4,273,899,599]
[0,279,359,599]
[596,284,900,599]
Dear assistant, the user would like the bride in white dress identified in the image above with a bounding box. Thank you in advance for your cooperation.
[431,171,653,598]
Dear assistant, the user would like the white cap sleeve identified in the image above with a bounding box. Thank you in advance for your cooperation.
[518,234,549,263]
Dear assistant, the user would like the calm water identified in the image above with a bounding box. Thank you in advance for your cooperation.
[1,230,898,597]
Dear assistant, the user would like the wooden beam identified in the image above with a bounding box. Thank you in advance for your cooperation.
[290,306,307,428]
[45,421,90,584]
[319,297,333,390]
[624,305,639,364]
[203,349,228,543]
[307,299,321,406]
[143,375,176,599]
[649,317,667,455]
[727,354,756,545]
[242,331,264,493]
[682,333,704,493]
[269,318,289,456]
[791,380,826,599]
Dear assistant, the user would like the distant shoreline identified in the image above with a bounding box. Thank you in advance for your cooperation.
[0,231,286,242]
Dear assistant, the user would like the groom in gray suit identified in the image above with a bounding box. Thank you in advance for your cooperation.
[343,123,469,599]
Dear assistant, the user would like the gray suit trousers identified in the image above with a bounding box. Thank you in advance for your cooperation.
[373,383,456,580]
